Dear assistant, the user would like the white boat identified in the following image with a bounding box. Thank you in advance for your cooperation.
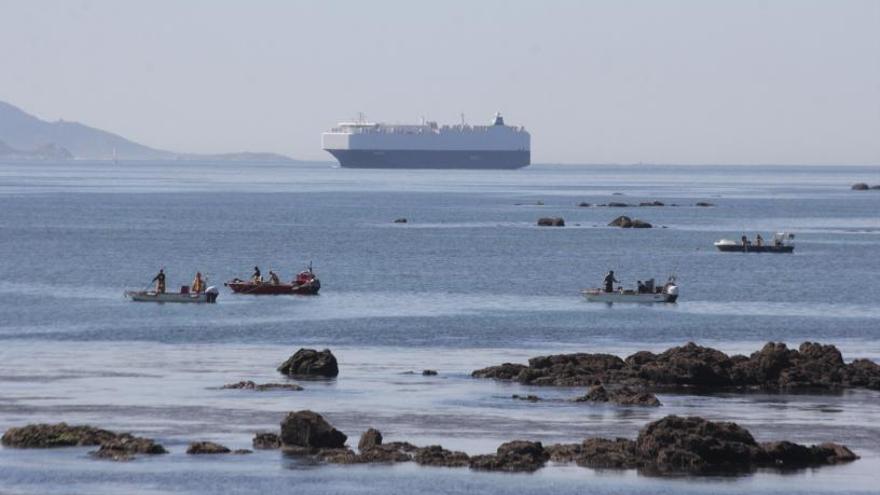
[125,286,219,304]
[582,278,679,303]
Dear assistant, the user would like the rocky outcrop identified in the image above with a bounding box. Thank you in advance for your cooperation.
[473,341,880,392]
[358,428,383,451]
[422,369,438,376]
[640,201,665,207]
[1,423,166,461]
[695,201,715,207]
[186,441,232,454]
[608,216,652,228]
[512,394,542,402]
[252,432,281,450]
[851,183,870,190]
[414,445,470,467]
[90,436,167,461]
[537,217,565,227]
[221,380,303,391]
[577,202,591,207]
[575,385,661,406]
[277,348,339,378]
[393,218,408,223]
[469,440,549,472]
[280,410,347,452]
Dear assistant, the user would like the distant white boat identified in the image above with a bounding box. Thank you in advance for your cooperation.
[125,286,218,304]
[582,277,679,303]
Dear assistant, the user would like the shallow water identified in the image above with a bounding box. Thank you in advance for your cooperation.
[1,160,879,494]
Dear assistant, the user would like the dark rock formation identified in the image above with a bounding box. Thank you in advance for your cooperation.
[280,410,347,451]
[2,423,118,448]
[469,440,549,472]
[422,369,438,376]
[252,432,281,450]
[358,428,383,451]
[695,202,715,207]
[851,183,869,190]
[639,201,665,207]
[608,216,652,228]
[512,394,542,402]
[608,202,629,207]
[414,445,470,467]
[577,202,591,207]
[186,441,232,454]
[233,449,253,454]
[277,348,339,378]
[575,385,661,406]
[90,436,167,461]
[393,218,408,223]
[473,341,880,392]
[221,380,303,391]
[537,217,565,227]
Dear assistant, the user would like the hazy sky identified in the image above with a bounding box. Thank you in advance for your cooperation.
[1,0,878,164]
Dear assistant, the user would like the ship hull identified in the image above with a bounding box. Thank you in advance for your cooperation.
[325,149,529,169]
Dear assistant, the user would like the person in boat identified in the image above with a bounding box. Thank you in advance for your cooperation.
[755,234,764,247]
[191,272,204,293]
[252,266,262,283]
[152,269,166,294]
[603,271,618,293]
[268,270,281,285]
[637,280,644,294]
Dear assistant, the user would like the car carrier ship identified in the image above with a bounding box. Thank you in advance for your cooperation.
[321,113,530,169]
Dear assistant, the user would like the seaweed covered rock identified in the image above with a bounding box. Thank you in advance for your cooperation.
[636,416,762,472]
[575,385,661,406]
[186,441,232,454]
[537,217,565,227]
[221,380,303,391]
[636,342,734,388]
[277,348,339,378]
[280,410,347,451]
[608,216,652,228]
[2,423,118,448]
[414,445,470,467]
[90,435,167,461]
[358,428,383,451]
[252,432,281,450]
[469,440,549,472]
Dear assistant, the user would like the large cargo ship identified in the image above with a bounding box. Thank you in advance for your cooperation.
[321,113,530,169]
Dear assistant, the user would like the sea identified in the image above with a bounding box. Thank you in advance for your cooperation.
[0,160,878,494]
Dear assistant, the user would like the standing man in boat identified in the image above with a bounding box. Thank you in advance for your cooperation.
[152,269,166,294]
[603,270,618,293]
[268,270,281,285]
[252,266,262,283]
[191,272,204,293]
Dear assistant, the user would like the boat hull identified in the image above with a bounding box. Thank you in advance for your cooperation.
[715,244,794,253]
[125,291,215,303]
[225,281,320,295]
[325,149,529,169]
[582,290,678,303]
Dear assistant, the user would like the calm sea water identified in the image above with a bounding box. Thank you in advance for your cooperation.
[1,160,879,494]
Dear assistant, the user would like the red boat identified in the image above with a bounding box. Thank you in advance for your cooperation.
[225,268,321,295]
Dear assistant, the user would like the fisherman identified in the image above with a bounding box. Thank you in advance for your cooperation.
[152,269,166,294]
[603,270,618,293]
[755,234,764,247]
[268,270,281,285]
[191,272,204,293]
[252,266,262,283]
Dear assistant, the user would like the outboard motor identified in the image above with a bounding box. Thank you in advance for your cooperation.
[205,286,219,304]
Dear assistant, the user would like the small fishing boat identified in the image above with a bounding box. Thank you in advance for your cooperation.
[582,277,679,303]
[714,232,795,253]
[125,286,219,303]
[225,267,321,295]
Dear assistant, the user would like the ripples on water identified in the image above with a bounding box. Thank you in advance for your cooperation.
[0,161,879,494]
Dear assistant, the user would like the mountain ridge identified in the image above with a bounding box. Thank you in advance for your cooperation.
[0,100,296,162]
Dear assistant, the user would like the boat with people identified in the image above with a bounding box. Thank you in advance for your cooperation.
[582,274,679,303]
[125,269,219,303]
[714,232,795,253]
[225,265,321,295]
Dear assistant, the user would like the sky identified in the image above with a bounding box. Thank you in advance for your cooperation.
[0,0,878,164]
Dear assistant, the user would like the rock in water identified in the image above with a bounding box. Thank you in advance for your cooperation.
[469,440,549,472]
[358,428,383,451]
[186,441,232,454]
[851,183,869,190]
[280,410,347,451]
[414,445,470,467]
[608,216,632,227]
[252,432,281,450]
[575,385,661,406]
[2,423,118,448]
[422,369,438,376]
[277,348,339,377]
[90,435,167,461]
[537,217,565,227]
[221,380,303,391]
[393,218,408,223]
[695,201,715,207]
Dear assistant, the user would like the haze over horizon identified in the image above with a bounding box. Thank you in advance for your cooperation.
[1,0,878,165]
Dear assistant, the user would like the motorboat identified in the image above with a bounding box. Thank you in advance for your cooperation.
[714,232,794,253]
[225,267,321,295]
[582,277,679,303]
[125,286,219,303]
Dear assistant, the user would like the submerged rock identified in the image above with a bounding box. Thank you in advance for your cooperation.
[608,216,652,228]
[640,201,665,207]
[575,385,661,406]
[186,441,232,454]
[277,348,339,378]
[469,440,549,472]
[393,218,408,223]
[280,410,347,451]
[221,380,303,391]
[537,217,565,227]
[512,394,542,402]
[851,183,869,190]
[695,201,715,207]
[577,202,591,207]
[252,432,281,450]
[414,445,470,467]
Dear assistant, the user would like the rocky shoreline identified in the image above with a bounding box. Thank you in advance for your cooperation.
[3,411,857,475]
[472,341,880,391]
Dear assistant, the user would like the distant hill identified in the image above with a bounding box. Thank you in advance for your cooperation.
[0,100,295,162]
